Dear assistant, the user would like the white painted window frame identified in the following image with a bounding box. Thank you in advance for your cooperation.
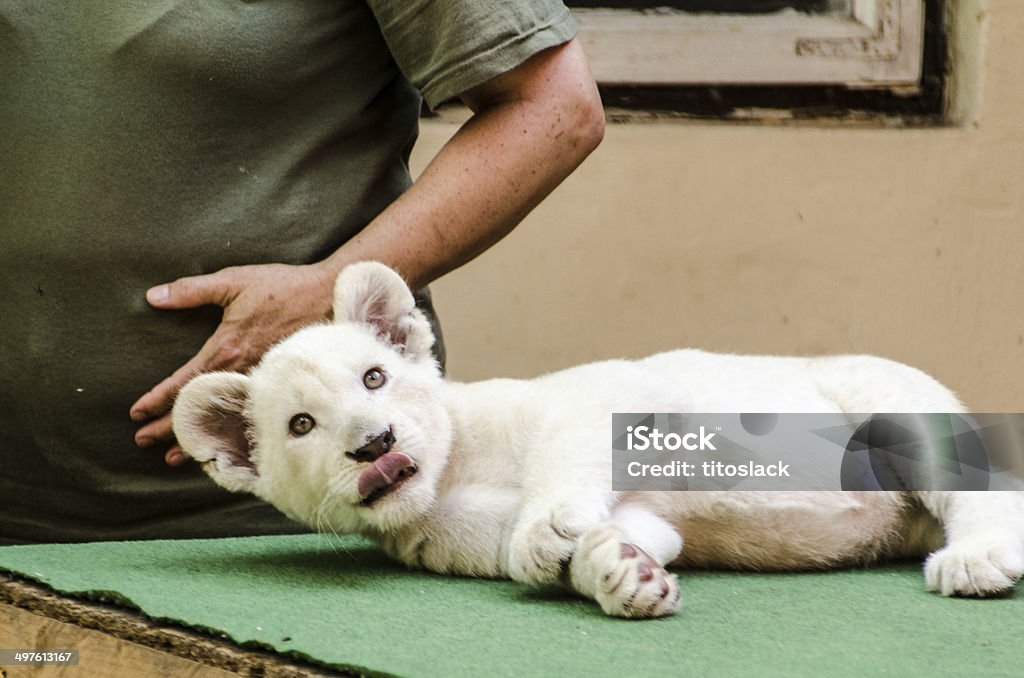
[574,0,925,88]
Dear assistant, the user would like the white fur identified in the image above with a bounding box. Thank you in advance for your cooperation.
[172,262,1024,618]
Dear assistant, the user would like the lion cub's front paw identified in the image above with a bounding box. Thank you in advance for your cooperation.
[507,502,605,585]
[925,534,1024,597]
[571,525,680,619]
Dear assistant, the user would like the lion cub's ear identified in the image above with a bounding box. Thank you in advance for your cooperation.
[333,261,435,361]
[172,372,259,494]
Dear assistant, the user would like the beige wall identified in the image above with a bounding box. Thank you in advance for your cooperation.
[412,0,1023,411]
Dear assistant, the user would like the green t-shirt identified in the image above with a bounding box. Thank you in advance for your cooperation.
[0,1,576,544]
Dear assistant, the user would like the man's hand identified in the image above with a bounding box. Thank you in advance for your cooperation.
[130,262,335,466]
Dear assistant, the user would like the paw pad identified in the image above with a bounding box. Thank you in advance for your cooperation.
[572,528,680,619]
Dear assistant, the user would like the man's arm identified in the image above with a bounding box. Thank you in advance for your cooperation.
[130,38,605,465]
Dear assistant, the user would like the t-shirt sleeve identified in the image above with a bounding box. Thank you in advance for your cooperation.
[365,0,578,110]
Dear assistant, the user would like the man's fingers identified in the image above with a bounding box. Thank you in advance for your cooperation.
[130,328,248,422]
[130,360,199,422]
[165,445,188,467]
[134,414,189,466]
[135,413,173,447]
[147,270,238,310]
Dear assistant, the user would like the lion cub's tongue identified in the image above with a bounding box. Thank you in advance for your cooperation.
[357,452,417,500]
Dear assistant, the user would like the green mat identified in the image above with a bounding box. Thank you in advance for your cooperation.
[0,534,1020,677]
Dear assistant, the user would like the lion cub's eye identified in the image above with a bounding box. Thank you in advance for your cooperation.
[363,368,387,390]
[289,413,316,436]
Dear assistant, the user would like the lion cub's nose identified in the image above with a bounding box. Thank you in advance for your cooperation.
[348,428,396,463]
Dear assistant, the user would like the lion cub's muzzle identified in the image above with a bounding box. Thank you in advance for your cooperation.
[349,428,418,506]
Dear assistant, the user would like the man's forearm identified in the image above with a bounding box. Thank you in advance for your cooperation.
[318,39,605,290]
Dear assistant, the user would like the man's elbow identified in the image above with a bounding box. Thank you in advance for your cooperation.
[581,88,602,154]
[570,86,606,157]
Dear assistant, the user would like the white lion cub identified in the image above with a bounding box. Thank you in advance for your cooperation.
[173,262,1024,618]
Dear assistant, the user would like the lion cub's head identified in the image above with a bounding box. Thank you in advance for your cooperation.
[172,262,452,534]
